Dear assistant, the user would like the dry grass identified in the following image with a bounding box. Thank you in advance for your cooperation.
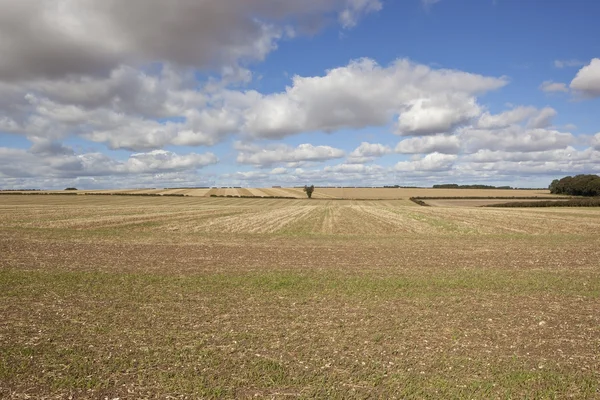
[1,195,599,399]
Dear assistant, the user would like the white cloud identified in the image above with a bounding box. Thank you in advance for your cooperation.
[591,133,600,151]
[220,171,270,182]
[124,150,218,174]
[395,135,461,154]
[476,106,556,130]
[226,141,600,188]
[243,58,507,139]
[456,106,565,153]
[570,58,600,98]
[270,167,287,175]
[458,148,600,177]
[0,57,508,151]
[539,80,568,93]
[554,59,586,69]
[0,146,217,182]
[461,126,573,153]
[235,142,345,167]
[394,152,457,172]
[464,147,581,163]
[0,66,251,150]
[396,95,481,136]
[347,142,392,163]
[526,107,557,129]
[324,163,384,174]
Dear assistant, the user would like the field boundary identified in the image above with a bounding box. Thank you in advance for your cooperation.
[209,194,298,199]
[410,196,571,207]
[486,198,600,207]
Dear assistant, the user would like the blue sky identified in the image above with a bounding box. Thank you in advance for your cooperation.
[0,0,599,189]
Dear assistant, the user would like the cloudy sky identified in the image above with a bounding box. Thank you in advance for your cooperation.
[1,0,599,189]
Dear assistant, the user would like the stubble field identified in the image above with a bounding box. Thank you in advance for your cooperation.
[1,194,599,399]
[66,187,557,200]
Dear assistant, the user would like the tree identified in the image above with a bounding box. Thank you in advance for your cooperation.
[549,179,560,194]
[548,175,600,196]
[303,185,315,199]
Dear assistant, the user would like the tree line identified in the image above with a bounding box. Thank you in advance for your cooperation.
[549,174,600,196]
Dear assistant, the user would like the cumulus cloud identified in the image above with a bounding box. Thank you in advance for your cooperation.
[235,142,345,167]
[570,58,600,98]
[476,106,555,130]
[0,0,383,82]
[461,126,573,153]
[0,56,508,151]
[347,142,392,163]
[124,150,218,174]
[539,80,568,93]
[220,171,270,182]
[0,146,217,182]
[226,142,600,188]
[458,147,600,177]
[455,105,567,153]
[395,135,461,154]
[324,163,384,174]
[0,66,250,150]
[243,58,507,138]
[394,153,457,172]
[526,107,557,129]
[591,133,600,151]
[464,147,581,163]
[270,167,287,175]
[29,137,75,156]
[29,65,204,116]
[396,95,481,136]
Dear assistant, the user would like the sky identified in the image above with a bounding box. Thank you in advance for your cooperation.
[0,0,599,190]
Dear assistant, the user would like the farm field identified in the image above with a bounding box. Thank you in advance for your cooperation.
[5,187,559,200]
[1,195,600,399]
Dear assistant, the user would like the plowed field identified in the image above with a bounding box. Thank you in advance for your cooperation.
[1,195,599,399]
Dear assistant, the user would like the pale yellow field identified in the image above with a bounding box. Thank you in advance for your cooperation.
[1,195,596,236]
[11,187,558,199]
[313,187,555,199]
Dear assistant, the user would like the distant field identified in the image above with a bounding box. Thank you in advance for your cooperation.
[1,195,599,398]
[313,187,555,200]
[5,187,558,200]
[422,198,572,207]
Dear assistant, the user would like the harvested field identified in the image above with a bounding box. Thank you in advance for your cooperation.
[312,188,555,199]
[2,187,559,200]
[1,195,599,399]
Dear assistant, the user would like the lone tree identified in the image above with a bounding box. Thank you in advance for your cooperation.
[304,185,315,199]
